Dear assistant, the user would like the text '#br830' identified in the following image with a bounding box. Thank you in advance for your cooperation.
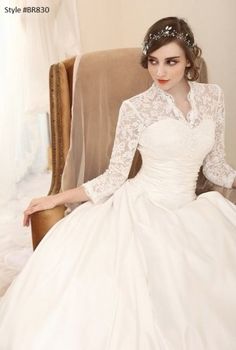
[4,6,50,14]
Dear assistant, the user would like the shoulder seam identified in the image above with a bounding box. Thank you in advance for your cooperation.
[124,100,142,118]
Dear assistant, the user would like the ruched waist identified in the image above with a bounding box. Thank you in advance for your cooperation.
[129,166,198,209]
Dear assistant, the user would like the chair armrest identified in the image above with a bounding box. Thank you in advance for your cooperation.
[210,185,236,204]
[196,177,236,204]
[30,58,75,250]
[31,205,66,250]
[196,168,236,204]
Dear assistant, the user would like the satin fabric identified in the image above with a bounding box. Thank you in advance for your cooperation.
[0,119,236,349]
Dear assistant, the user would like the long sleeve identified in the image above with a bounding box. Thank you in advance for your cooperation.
[202,86,236,188]
[81,101,143,204]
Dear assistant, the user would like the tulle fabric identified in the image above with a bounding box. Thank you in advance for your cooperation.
[0,0,80,206]
[0,172,51,297]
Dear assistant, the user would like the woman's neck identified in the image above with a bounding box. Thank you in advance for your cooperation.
[167,79,190,101]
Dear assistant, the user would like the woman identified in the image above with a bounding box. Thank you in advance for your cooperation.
[1,16,236,350]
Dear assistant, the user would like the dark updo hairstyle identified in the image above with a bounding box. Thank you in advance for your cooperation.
[140,17,202,81]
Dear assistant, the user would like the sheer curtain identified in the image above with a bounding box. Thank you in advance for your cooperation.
[0,0,80,295]
[0,0,80,212]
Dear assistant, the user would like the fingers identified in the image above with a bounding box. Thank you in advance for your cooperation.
[22,196,53,227]
[23,210,29,227]
[23,208,38,227]
[23,205,38,227]
[23,212,30,227]
[23,201,45,227]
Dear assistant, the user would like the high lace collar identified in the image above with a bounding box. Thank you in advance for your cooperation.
[151,80,195,103]
[150,80,196,123]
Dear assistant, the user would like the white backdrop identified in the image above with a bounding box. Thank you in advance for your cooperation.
[0,0,80,295]
[0,0,81,212]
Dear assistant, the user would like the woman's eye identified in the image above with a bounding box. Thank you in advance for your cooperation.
[166,60,178,66]
[148,59,158,65]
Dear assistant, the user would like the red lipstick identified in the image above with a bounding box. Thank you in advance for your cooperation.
[157,79,169,84]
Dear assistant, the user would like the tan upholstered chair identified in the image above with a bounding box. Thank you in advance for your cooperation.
[31,48,236,249]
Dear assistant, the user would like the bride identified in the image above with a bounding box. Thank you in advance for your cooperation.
[1,16,236,350]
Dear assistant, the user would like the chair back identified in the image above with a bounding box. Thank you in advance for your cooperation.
[61,48,208,192]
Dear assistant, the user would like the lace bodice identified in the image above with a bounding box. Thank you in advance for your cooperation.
[82,82,236,204]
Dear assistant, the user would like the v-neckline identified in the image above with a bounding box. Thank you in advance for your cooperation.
[153,81,195,122]
[171,93,193,121]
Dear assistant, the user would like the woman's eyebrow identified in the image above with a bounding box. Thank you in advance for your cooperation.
[165,56,180,60]
[148,55,158,60]
[148,55,181,60]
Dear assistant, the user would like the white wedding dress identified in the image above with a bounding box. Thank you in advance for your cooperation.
[0,82,236,350]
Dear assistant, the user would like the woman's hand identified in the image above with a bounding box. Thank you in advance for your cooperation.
[23,186,90,227]
[23,195,58,227]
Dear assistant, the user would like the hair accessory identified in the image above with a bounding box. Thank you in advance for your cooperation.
[142,26,193,55]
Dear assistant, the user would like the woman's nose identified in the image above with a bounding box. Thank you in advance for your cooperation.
[156,64,166,78]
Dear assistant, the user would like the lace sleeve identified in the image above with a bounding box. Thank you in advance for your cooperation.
[81,101,143,204]
[202,86,236,188]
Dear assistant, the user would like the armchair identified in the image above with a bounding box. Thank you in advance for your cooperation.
[31,48,236,249]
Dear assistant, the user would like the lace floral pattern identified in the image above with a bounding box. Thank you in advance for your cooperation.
[202,86,236,187]
[82,82,236,203]
[82,101,144,203]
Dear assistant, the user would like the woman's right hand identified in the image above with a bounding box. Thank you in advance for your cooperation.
[23,195,58,227]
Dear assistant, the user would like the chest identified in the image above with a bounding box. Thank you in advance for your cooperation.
[139,118,216,162]
[174,99,192,120]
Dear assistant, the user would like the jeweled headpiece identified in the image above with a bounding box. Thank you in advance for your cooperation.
[142,25,194,55]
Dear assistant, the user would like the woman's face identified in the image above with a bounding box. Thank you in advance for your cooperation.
[147,41,190,92]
